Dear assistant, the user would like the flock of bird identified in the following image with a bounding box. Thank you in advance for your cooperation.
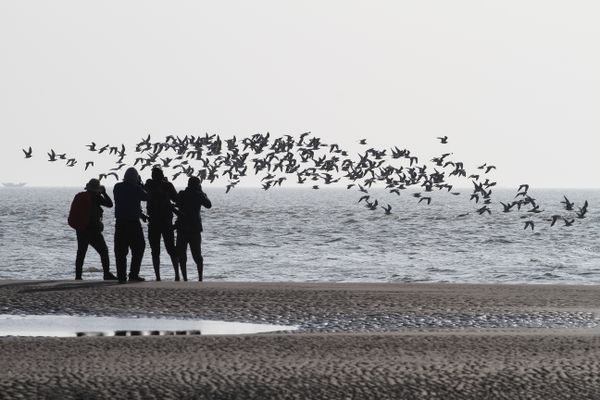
[22,133,589,231]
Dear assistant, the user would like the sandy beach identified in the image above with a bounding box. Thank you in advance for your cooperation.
[1,281,600,399]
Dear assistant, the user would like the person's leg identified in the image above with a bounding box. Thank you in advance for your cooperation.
[75,230,89,280]
[88,232,116,280]
[163,225,180,281]
[175,230,187,282]
[148,223,161,281]
[129,222,146,280]
[189,232,204,282]
[114,221,129,283]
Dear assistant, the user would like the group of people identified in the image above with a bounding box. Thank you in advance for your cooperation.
[73,166,212,283]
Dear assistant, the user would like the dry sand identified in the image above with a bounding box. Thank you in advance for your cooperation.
[1,280,600,399]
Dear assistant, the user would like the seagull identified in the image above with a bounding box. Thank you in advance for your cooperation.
[86,142,97,151]
[527,205,543,214]
[437,136,448,144]
[47,149,57,162]
[500,202,514,213]
[561,196,574,211]
[418,197,432,205]
[359,139,367,145]
[563,218,575,227]
[381,204,392,215]
[366,199,379,210]
[85,161,94,171]
[99,172,119,181]
[576,201,588,219]
[22,146,33,158]
[225,182,236,193]
[477,206,491,215]
[550,215,561,227]
[484,165,496,174]
[524,220,535,231]
[518,184,529,193]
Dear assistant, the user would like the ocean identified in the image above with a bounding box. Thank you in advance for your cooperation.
[0,187,598,284]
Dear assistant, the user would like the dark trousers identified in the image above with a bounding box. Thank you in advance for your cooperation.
[176,230,203,281]
[75,230,110,279]
[114,219,145,281]
[148,223,176,257]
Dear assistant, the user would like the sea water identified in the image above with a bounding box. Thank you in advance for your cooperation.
[0,187,598,284]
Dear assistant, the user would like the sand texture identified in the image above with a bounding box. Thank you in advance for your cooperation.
[1,281,600,399]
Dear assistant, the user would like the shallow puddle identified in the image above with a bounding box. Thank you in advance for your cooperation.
[0,314,298,337]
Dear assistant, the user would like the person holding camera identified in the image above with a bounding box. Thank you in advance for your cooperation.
[71,178,118,281]
[145,166,180,281]
[175,176,212,281]
[113,167,148,283]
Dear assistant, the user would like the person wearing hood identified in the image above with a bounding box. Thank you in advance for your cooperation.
[113,167,148,283]
[175,176,212,281]
[73,178,117,281]
[145,166,180,281]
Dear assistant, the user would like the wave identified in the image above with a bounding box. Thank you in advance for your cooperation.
[220,241,281,248]
[482,238,513,244]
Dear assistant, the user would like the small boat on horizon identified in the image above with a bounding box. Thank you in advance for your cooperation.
[2,182,27,188]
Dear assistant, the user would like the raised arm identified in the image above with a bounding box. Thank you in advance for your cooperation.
[200,191,212,209]
[99,191,113,208]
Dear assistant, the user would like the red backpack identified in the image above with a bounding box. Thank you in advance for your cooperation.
[68,191,93,231]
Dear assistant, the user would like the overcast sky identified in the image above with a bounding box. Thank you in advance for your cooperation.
[0,1,598,188]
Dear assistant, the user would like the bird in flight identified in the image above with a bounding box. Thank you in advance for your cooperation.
[524,220,535,230]
[563,218,575,227]
[22,146,32,158]
[359,139,367,145]
[477,205,491,215]
[437,136,448,144]
[418,197,432,205]
[47,149,57,162]
[561,196,574,211]
[576,201,588,219]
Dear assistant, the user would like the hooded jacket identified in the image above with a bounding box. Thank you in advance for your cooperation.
[113,168,148,221]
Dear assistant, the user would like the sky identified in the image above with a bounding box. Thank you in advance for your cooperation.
[0,1,598,188]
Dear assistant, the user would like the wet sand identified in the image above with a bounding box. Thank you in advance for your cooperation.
[1,280,600,399]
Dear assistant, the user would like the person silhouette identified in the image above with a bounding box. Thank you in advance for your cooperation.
[145,166,180,281]
[113,167,148,283]
[72,178,118,280]
[175,176,212,281]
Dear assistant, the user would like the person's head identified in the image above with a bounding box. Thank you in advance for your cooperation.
[85,178,103,193]
[151,166,164,182]
[123,167,140,184]
[187,176,201,190]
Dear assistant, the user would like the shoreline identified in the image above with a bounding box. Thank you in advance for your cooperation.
[2,280,600,398]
